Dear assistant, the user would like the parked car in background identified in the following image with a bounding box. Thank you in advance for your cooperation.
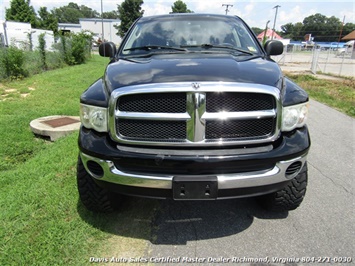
[336,40,354,56]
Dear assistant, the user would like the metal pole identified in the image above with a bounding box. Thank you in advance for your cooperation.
[101,0,104,41]
[272,5,280,40]
[337,16,345,45]
[222,4,233,15]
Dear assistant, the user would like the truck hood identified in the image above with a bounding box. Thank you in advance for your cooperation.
[104,53,283,93]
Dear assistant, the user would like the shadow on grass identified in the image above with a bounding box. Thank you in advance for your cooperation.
[77,196,288,245]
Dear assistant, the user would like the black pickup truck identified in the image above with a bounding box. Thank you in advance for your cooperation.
[77,14,310,212]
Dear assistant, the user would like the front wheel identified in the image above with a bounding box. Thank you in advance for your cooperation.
[258,168,308,212]
[77,156,122,212]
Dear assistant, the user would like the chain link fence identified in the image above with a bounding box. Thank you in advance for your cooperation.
[272,45,355,78]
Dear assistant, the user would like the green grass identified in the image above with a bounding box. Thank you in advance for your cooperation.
[286,74,355,117]
[0,55,155,265]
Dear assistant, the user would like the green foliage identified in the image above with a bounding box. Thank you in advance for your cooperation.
[302,14,341,42]
[102,10,119,19]
[52,2,100,23]
[115,0,144,38]
[5,0,38,28]
[280,13,353,42]
[38,33,47,70]
[0,46,28,80]
[71,32,93,64]
[37,7,58,33]
[251,27,264,36]
[57,31,93,66]
[0,48,65,81]
[342,23,355,38]
[171,0,193,13]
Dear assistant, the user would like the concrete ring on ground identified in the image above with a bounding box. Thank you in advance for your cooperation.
[30,115,81,141]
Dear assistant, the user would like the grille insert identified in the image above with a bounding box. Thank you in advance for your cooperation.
[111,83,280,146]
[117,119,186,140]
[118,93,186,113]
[206,118,275,140]
[206,92,275,112]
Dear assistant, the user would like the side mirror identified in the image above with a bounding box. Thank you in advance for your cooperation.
[264,40,283,56]
[99,42,117,58]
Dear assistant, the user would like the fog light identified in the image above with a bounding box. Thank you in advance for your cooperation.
[87,160,104,178]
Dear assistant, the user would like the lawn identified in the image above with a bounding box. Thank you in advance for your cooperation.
[0,55,155,265]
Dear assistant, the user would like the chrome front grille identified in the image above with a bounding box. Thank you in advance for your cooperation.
[109,82,281,146]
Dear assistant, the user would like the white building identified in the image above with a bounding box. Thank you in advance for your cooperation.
[58,18,121,45]
[0,21,55,50]
[57,23,81,34]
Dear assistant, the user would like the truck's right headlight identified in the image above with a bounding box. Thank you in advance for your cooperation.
[80,104,108,132]
[281,102,309,132]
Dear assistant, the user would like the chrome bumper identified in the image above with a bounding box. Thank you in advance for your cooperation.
[80,152,307,190]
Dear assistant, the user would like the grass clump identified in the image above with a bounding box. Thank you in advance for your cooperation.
[287,74,355,117]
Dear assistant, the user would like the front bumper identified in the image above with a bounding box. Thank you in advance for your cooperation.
[78,126,310,199]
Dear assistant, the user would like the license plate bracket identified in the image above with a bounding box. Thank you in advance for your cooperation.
[173,176,218,200]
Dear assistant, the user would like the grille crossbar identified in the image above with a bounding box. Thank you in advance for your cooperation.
[109,82,281,146]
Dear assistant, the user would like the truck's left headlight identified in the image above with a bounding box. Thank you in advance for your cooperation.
[80,104,108,132]
[281,102,309,132]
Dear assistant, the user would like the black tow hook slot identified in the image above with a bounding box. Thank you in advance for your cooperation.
[173,176,218,200]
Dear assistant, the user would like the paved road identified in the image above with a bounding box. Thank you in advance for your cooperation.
[142,99,354,265]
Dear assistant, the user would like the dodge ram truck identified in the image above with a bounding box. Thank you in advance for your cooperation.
[77,14,310,212]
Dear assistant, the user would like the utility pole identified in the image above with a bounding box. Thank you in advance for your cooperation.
[338,16,345,44]
[101,0,104,41]
[271,5,281,40]
[222,4,233,15]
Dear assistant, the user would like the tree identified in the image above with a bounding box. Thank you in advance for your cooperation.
[171,0,193,13]
[102,11,119,19]
[280,14,345,42]
[79,5,100,18]
[342,23,355,39]
[302,13,342,42]
[38,7,58,33]
[5,0,38,27]
[251,27,264,36]
[281,22,303,40]
[52,2,99,24]
[115,0,144,38]
[52,5,83,23]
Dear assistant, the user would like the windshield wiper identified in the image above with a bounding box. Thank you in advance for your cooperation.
[181,44,255,55]
[124,45,187,52]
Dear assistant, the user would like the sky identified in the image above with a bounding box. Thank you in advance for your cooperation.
[1,0,354,30]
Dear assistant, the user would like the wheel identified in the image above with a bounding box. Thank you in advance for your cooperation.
[258,167,308,212]
[77,156,122,212]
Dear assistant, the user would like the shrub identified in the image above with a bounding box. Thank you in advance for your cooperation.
[23,51,42,76]
[56,31,93,66]
[38,33,47,70]
[0,46,28,80]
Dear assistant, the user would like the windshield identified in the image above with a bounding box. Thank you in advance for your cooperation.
[121,16,261,56]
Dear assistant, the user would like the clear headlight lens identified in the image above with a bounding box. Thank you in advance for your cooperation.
[80,104,108,132]
[282,102,309,132]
